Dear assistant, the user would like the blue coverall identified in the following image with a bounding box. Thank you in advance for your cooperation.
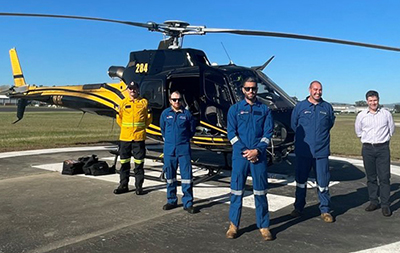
[227,99,274,229]
[291,98,335,213]
[160,107,197,209]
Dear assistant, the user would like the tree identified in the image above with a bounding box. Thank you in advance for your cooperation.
[355,100,367,107]
[394,104,400,113]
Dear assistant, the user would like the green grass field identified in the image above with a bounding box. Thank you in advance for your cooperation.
[0,109,120,152]
[331,114,400,161]
[0,108,399,161]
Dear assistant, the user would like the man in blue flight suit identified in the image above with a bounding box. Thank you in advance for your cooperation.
[160,91,197,214]
[290,80,335,223]
[226,77,274,241]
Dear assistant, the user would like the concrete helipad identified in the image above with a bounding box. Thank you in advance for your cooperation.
[1,143,400,253]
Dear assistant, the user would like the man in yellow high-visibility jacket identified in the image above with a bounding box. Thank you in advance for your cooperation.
[114,82,152,195]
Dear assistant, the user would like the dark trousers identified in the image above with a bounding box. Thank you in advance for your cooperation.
[294,156,331,213]
[229,155,270,229]
[119,141,146,188]
[362,142,391,207]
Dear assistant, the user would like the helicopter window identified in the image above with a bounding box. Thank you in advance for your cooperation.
[167,76,201,118]
[140,80,164,109]
[204,73,231,128]
[229,71,294,109]
[204,74,231,105]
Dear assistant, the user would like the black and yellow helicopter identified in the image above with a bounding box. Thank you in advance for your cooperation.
[3,13,400,166]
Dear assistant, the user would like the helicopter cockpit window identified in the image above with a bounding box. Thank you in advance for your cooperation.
[140,80,164,109]
[229,71,293,109]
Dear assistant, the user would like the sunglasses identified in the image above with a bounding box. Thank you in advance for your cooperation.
[171,98,182,102]
[243,87,258,92]
[128,87,138,91]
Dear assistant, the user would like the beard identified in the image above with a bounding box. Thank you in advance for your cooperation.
[244,92,256,101]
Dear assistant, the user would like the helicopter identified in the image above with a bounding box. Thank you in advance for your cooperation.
[3,12,400,166]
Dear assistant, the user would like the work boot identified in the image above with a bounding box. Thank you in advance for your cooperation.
[113,184,129,194]
[135,182,143,195]
[290,209,302,218]
[382,206,392,217]
[162,203,177,210]
[259,228,273,241]
[135,187,143,195]
[365,203,379,212]
[321,213,334,223]
[184,205,196,214]
[226,222,238,239]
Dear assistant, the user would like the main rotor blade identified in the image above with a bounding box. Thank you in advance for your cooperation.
[203,28,400,52]
[0,12,155,29]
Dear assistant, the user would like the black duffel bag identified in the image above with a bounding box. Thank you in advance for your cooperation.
[82,154,98,175]
[89,161,115,176]
[82,154,115,176]
[62,159,85,175]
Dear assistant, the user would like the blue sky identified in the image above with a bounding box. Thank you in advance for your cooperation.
[1,0,400,104]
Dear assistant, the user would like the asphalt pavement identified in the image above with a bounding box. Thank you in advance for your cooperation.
[1,143,400,253]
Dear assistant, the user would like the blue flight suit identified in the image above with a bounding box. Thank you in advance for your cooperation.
[160,107,197,208]
[227,99,274,229]
[291,97,335,213]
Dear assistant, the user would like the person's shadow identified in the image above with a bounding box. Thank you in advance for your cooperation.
[389,183,400,212]
[266,160,370,238]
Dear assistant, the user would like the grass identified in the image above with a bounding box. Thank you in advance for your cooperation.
[0,109,119,152]
[0,108,399,161]
[331,114,400,161]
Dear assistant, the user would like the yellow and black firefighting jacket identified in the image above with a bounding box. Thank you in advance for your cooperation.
[116,96,152,141]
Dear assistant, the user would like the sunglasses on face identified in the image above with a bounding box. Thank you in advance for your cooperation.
[171,98,181,102]
[128,87,138,91]
[243,87,258,92]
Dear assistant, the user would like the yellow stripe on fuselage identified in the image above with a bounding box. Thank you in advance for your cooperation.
[200,121,227,134]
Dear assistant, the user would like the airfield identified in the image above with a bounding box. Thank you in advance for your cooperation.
[1,141,400,253]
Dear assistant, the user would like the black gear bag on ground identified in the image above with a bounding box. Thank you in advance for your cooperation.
[82,154,115,176]
[62,159,85,175]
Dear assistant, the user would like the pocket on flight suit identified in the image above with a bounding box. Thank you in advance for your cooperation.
[298,111,312,126]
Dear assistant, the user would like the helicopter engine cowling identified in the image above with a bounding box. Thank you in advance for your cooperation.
[108,66,125,80]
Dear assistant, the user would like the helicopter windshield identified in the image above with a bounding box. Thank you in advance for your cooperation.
[229,71,295,110]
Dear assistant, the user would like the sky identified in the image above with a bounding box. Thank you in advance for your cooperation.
[1,0,400,104]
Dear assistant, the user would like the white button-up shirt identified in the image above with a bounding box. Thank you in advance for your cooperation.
[355,107,395,144]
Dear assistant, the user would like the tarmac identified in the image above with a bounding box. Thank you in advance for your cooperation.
[1,142,400,253]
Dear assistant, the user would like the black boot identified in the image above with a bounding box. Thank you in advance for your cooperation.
[113,184,129,194]
[135,182,143,195]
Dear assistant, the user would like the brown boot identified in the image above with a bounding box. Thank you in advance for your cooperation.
[259,228,273,241]
[226,222,238,239]
[321,213,334,223]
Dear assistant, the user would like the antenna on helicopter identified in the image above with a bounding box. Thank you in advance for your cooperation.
[221,42,234,65]
[77,112,86,127]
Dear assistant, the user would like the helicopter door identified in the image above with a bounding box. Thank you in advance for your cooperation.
[203,72,232,129]
[167,76,201,119]
[140,79,165,124]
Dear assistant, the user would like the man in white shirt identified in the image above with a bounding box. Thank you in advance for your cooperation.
[355,90,395,217]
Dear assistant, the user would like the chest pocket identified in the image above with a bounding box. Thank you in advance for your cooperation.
[238,111,250,127]
[318,110,330,128]
[178,115,187,127]
[135,104,146,121]
[299,110,312,126]
[254,110,265,124]
[124,104,132,112]
[166,116,174,127]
